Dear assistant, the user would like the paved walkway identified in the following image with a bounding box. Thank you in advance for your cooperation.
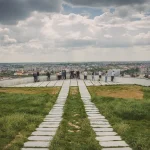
[13,79,122,87]
[21,79,133,149]
[78,80,132,150]
[22,80,70,149]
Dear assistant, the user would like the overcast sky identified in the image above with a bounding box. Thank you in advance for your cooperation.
[0,0,150,62]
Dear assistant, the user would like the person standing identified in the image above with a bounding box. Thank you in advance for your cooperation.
[37,71,40,82]
[78,71,80,79]
[62,70,64,79]
[46,71,50,81]
[105,71,108,82]
[99,71,102,80]
[70,71,74,79]
[62,70,66,80]
[33,71,37,82]
[64,70,66,79]
[111,71,115,82]
[56,72,59,80]
[92,71,95,81]
[76,71,79,79]
[60,71,62,80]
[74,71,76,79]
[84,70,88,80]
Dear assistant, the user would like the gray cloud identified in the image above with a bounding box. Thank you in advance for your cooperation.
[0,0,62,24]
[64,0,148,7]
[57,38,95,48]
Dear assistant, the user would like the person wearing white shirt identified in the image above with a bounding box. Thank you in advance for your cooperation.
[84,71,88,80]
[99,71,102,80]
[111,71,115,82]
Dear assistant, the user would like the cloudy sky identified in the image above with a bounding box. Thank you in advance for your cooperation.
[0,0,150,62]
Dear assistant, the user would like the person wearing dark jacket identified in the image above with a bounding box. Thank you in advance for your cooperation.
[46,71,50,81]
[33,72,37,82]
[37,71,40,82]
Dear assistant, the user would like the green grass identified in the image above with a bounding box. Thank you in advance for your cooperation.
[0,88,59,150]
[88,86,150,150]
[50,87,101,150]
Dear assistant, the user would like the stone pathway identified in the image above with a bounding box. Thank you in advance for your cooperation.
[25,83,34,87]
[78,80,132,150]
[91,81,101,86]
[70,79,78,86]
[84,80,93,86]
[47,81,57,87]
[22,80,70,149]
[31,82,43,87]
[54,80,64,87]
[39,81,51,87]
[11,79,124,87]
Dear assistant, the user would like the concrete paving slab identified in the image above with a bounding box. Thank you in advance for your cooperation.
[36,128,57,132]
[85,109,99,112]
[45,115,62,118]
[43,120,61,122]
[40,122,60,125]
[102,148,132,150]
[91,124,112,128]
[32,131,56,136]
[86,112,100,114]
[88,116,105,119]
[96,132,117,136]
[55,80,64,86]
[28,136,53,141]
[31,82,43,87]
[39,124,59,128]
[24,141,49,148]
[89,119,108,122]
[44,119,62,121]
[100,141,129,147]
[39,82,50,87]
[91,81,101,86]
[47,81,57,87]
[22,148,49,150]
[25,83,34,87]
[94,128,113,132]
[90,122,110,125]
[87,114,103,116]
[96,136,121,141]
[70,79,78,86]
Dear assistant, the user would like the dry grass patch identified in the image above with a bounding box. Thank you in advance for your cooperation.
[88,85,143,99]
[0,87,60,95]
[68,122,80,129]
[70,87,78,95]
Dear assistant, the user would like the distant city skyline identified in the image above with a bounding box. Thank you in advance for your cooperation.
[0,0,150,62]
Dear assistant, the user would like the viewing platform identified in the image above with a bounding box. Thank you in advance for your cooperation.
[0,75,150,87]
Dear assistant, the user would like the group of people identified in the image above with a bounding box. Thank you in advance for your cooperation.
[56,70,80,80]
[56,70,67,80]
[70,70,80,79]
[33,70,115,82]
[91,71,102,81]
[105,71,115,82]
[84,70,115,82]
[33,71,40,82]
